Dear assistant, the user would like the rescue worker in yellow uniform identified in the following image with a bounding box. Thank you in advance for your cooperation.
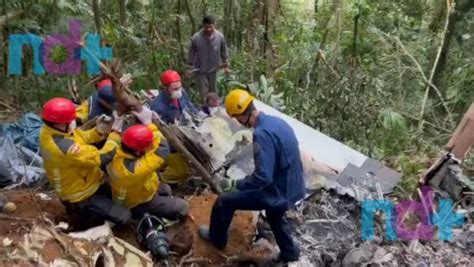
[107,106,189,221]
[39,97,131,227]
[150,70,198,184]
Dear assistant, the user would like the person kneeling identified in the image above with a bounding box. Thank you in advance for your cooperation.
[39,97,130,229]
[107,107,189,221]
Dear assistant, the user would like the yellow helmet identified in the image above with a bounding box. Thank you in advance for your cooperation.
[225,89,255,117]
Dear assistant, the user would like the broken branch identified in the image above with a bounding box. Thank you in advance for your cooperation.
[0,214,34,222]
[90,54,222,194]
[379,31,454,128]
[46,226,88,266]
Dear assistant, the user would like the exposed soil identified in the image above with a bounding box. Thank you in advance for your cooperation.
[0,189,272,266]
[0,189,67,265]
[167,193,272,266]
[0,189,66,237]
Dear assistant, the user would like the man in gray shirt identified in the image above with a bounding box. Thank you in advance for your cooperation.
[186,15,229,104]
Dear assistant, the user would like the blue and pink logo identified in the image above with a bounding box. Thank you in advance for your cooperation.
[361,186,465,241]
[8,20,112,76]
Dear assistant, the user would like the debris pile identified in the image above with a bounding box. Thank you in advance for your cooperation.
[288,190,473,267]
[0,113,44,187]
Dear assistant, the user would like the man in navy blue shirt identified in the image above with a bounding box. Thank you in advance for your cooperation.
[150,69,198,124]
[199,88,305,263]
[150,69,198,184]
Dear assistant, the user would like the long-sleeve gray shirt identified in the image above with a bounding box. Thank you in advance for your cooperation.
[186,29,229,74]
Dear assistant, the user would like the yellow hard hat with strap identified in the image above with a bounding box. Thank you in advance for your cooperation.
[225,89,255,117]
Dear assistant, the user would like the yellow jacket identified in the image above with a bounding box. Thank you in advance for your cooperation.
[107,124,169,208]
[39,125,120,203]
[75,99,90,124]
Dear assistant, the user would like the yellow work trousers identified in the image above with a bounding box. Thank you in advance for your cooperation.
[160,153,190,184]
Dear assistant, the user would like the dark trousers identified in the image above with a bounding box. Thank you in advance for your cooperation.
[63,184,131,229]
[209,190,300,262]
[132,183,189,221]
[195,71,217,103]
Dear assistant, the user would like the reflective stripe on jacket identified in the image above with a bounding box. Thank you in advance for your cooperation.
[107,124,170,208]
[39,125,120,203]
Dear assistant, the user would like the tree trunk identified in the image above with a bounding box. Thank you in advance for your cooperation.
[1,0,8,80]
[431,0,474,98]
[176,0,185,63]
[310,13,333,85]
[352,12,360,58]
[233,0,242,49]
[263,0,278,75]
[331,0,343,67]
[118,0,127,26]
[201,0,207,17]
[223,0,233,45]
[92,0,101,34]
[184,0,196,34]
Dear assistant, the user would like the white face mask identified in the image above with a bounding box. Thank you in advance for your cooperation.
[68,120,77,133]
[170,88,183,99]
[209,107,218,115]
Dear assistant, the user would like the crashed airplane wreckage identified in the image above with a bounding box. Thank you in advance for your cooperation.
[141,93,472,266]
[148,96,403,201]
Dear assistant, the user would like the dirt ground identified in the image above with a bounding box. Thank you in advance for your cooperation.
[0,189,272,266]
[0,189,67,265]
[167,194,272,266]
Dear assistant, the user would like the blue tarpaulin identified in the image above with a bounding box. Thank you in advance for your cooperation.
[0,113,44,187]
[0,112,43,152]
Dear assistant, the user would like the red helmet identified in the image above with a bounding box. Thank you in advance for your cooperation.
[160,70,181,86]
[122,125,154,152]
[42,97,76,124]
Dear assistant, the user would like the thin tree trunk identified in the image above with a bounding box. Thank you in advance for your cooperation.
[1,0,8,79]
[176,0,185,63]
[184,0,196,33]
[431,0,474,98]
[233,0,242,49]
[92,0,101,33]
[223,0,233,45]
[310,14,333,85]
[331,0,343,67]
[201,0,207,17]
[418,0,454,128]
[350,10,360,90]
[263,0,277,75]
[118,0,127,26]
[352,12,360,58]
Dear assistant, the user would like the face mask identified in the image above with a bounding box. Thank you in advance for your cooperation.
[170,88,183,99]
[209,107,218,115]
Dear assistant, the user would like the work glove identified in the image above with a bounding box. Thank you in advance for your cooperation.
[120,73,133,88]
[111,111,124,133]
[132,106,153,125]
[197,110,208,119]
[218,177,237,192]
[96,114,112,135]
[152,111,160,121]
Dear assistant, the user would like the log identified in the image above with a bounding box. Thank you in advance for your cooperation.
[446,103,474,161]
[153,117,222,194]
[97,60,221,194]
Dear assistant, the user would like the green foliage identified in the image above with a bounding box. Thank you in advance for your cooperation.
[1,0,472,191]
[50,45,69,64]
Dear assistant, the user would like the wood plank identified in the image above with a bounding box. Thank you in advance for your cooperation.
[446,103,474,161]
